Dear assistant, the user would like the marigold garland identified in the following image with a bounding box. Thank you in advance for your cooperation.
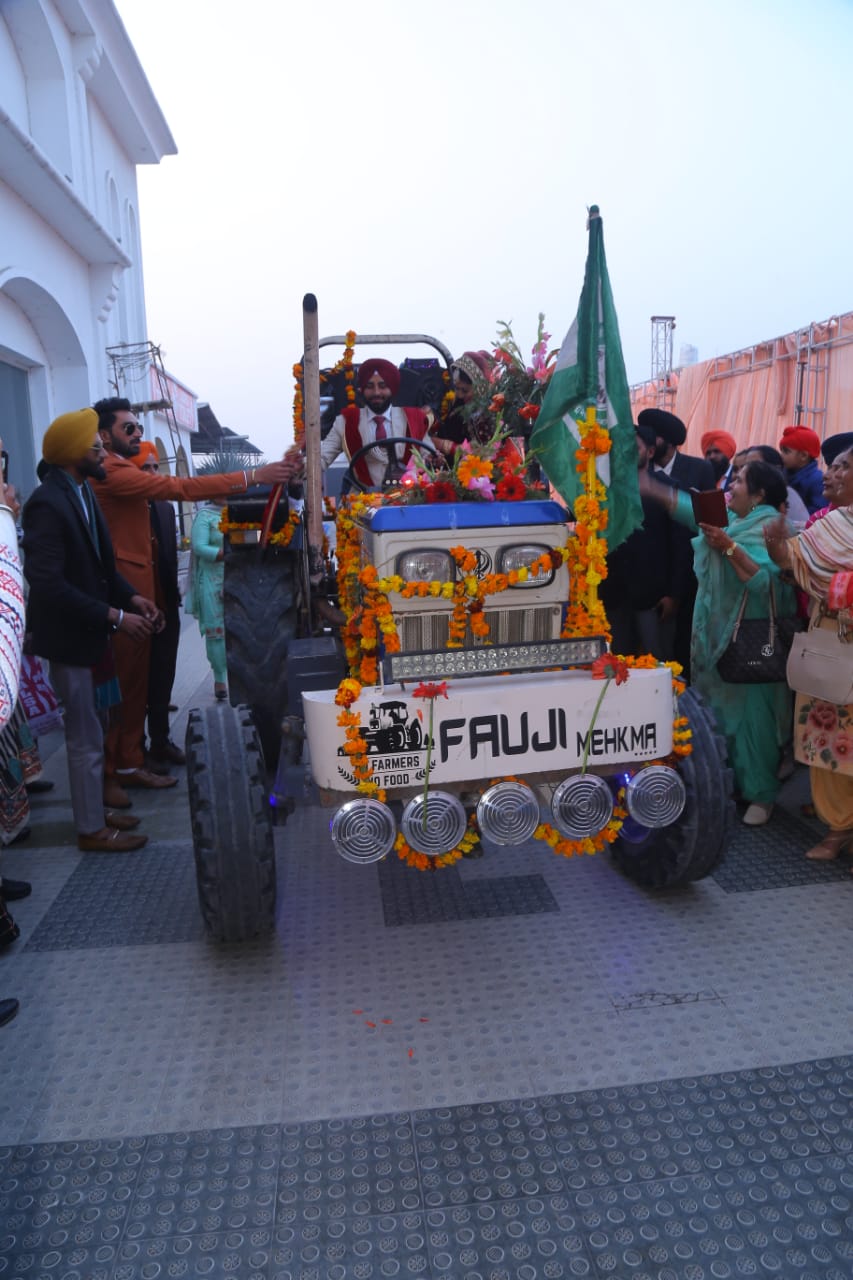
[219,509,301,548]
[533,799,628,860]
[292,363,305,450]
[334,678,386,801]
[319,329,357,405]
[394,816,480,872]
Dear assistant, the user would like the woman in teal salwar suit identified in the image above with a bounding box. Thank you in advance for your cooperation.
[640,459,795,825]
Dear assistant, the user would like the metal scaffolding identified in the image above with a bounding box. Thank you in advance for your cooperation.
[650,315,676,409]
[794,322,831,432]
[105,340,184,472]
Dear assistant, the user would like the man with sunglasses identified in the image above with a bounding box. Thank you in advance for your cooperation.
[132,442,183,770]
[92,397,296,807]
[22,409,156,852]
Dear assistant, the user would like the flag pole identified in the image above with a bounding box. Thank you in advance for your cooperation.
[583,403,599,613]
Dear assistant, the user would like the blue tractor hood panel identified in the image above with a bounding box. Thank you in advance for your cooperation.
[364,500,568,533]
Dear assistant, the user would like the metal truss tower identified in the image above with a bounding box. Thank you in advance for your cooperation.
[650,315,676,409]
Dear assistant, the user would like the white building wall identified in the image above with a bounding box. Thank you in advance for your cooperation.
[0,21,28,128]
[0,0,177,498]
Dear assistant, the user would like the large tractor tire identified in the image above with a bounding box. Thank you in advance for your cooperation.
[610,687,733,889]
[224,546,299,771]
[186,703,276,942]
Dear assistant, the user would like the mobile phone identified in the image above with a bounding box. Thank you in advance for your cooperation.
[1,452,8,485]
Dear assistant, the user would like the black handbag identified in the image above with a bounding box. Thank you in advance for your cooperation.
[716,580,805,683]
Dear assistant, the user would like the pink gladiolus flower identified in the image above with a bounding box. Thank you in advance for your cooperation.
[467,474,495,500]
[401,457,422,486]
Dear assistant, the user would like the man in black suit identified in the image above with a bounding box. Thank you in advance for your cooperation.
[637,408,715,679]
[22,409,160,852]
[602,424,687,660]
[639,408,716,492]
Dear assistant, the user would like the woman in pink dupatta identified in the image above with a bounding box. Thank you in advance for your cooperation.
[765,444,853,865]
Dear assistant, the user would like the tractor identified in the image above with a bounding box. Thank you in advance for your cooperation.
[185,295,732,942]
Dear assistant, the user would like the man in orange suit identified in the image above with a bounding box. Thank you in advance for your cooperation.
[92,397,296,809]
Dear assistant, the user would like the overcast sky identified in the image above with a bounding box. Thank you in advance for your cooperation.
[117,0,853,459]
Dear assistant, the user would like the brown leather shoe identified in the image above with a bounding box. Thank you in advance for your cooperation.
[105,810,142,831]
[103,781,132,809]
[78,830,148,852]
[148,741,187,766]
[118,769,178,790]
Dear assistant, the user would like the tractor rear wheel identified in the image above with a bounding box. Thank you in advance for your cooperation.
[186,703,276,942]
[224,545,299,770]
[610,687,733,889]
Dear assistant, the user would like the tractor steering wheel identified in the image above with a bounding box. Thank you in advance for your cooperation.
[344,436,440,494]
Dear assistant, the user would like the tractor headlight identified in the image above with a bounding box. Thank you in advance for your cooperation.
[330,798,397,864]
[396,548,454,583]
[500,544,553,587]
[400,791,468,856]
[624,765,686,828]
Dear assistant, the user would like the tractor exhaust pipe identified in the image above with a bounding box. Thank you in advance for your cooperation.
[302,293,325,585]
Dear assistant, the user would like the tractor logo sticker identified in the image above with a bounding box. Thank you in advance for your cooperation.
[337,699,431,788]
[473,548,492,578]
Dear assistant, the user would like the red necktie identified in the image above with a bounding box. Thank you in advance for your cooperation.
[374,415,387,441]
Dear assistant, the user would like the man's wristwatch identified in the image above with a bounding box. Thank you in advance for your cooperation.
[724,543,736,557]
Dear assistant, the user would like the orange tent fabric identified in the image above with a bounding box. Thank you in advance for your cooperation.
[630,311,853,457]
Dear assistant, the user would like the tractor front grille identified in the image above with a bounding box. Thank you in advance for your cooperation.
[397,605,559,652]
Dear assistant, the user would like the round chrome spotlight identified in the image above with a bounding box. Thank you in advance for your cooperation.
[400,791,467,856]
[477,781,540,846]
[551,774,614,839]
[330,798,397,864]
[625,765,686,829]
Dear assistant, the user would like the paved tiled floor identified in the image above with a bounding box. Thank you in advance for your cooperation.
[1,620,852,1277]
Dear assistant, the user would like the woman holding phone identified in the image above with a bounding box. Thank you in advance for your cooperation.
[639,459,795,825]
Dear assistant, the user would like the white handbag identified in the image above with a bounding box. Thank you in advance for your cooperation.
[786,614,853,705]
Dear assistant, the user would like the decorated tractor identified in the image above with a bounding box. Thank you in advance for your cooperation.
[186,289,732,942]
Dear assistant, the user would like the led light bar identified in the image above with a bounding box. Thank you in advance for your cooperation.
[383,636,607,684]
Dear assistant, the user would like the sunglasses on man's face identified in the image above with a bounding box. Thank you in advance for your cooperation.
[118,421,142,436]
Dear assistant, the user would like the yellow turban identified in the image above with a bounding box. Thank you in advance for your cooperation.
[41,408,100,466]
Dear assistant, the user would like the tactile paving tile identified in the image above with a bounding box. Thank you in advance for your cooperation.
[1,1058,852,1277]
[23,843,206,950]
[769,1056,853,1157]
[539,1068,836,1192]
[412,1098,565,1207]
[113,1229,272,1278]
[571,1157,853,1280]
[712,809,851,892]
[425,1195,595,1276]
[277,1113,421,1218]
[377,856,559,926]
[125,1126,280,1240]
[270,1211,430,1278]
[0,1136,146,1273]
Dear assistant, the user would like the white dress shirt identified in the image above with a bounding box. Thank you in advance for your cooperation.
[320,406,408,488]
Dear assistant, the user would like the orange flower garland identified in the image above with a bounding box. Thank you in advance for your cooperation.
[292,363,305,450]
[534,798,628,860]
[561,407,612,642]
[320,329,357,405]
[394,817,480,872]
[334,677,385,801]
[219,509,301,548]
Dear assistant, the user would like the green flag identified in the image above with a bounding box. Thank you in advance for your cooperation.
[530,205,643,551]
